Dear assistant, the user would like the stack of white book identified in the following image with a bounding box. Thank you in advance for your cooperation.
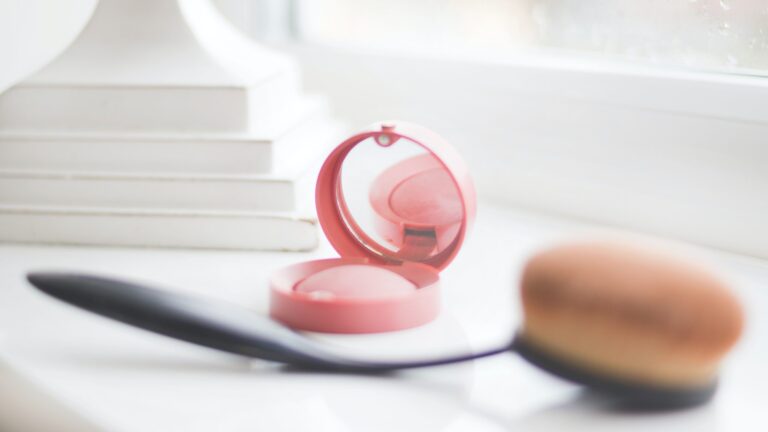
[0,0,342,251]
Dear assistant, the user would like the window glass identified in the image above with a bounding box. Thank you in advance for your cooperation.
[288,0,768,73]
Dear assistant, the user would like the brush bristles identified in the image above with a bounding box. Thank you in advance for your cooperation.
[520,241,743,390]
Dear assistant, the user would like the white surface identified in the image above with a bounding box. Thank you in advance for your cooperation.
[287,43,768,260]
[0,204,766,431]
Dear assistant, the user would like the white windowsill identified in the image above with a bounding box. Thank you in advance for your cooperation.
[280,43,768,259]
[1,203,767,431]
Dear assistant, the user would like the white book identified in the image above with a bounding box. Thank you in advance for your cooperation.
[0,168,312,213]
[0,0,306,135]
[0,75,305,134]
[0,98,338,175]
[0,117,342,213]
[0,205,318,251]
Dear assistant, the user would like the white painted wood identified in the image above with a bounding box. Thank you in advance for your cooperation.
[0,205,766,430]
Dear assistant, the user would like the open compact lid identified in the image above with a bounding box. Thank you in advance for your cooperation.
[315,122,476,271]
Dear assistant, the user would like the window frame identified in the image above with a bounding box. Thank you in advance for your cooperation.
[282,42,768,259]
[217,0,768,259]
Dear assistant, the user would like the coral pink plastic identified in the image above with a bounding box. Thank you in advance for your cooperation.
[269,122,474,333]
[270,258,440,333]
[316,122,476,269]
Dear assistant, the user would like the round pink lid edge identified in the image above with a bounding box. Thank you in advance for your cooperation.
[314,121,476,271]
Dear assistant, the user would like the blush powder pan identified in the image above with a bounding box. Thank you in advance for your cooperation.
[269,122,475,333]
[295,265,417,299]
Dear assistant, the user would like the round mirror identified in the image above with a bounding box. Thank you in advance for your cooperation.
[336,132,465,265]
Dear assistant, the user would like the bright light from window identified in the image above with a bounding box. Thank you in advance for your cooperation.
[288,0,768,73]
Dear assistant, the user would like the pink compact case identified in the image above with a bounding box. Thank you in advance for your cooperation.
[269,122,475,333]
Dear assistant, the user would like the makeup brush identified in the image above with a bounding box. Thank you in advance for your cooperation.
[26,241,744,409]
[514,241,744,407]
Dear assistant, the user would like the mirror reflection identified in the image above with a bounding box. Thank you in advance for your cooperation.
[339,135,463,263]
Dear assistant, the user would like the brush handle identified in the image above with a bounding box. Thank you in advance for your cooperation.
[27,272,510,372]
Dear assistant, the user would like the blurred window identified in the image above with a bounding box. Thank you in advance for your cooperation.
[224,0,768,74]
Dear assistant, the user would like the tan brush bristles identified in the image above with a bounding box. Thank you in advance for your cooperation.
[520,241,744,388]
